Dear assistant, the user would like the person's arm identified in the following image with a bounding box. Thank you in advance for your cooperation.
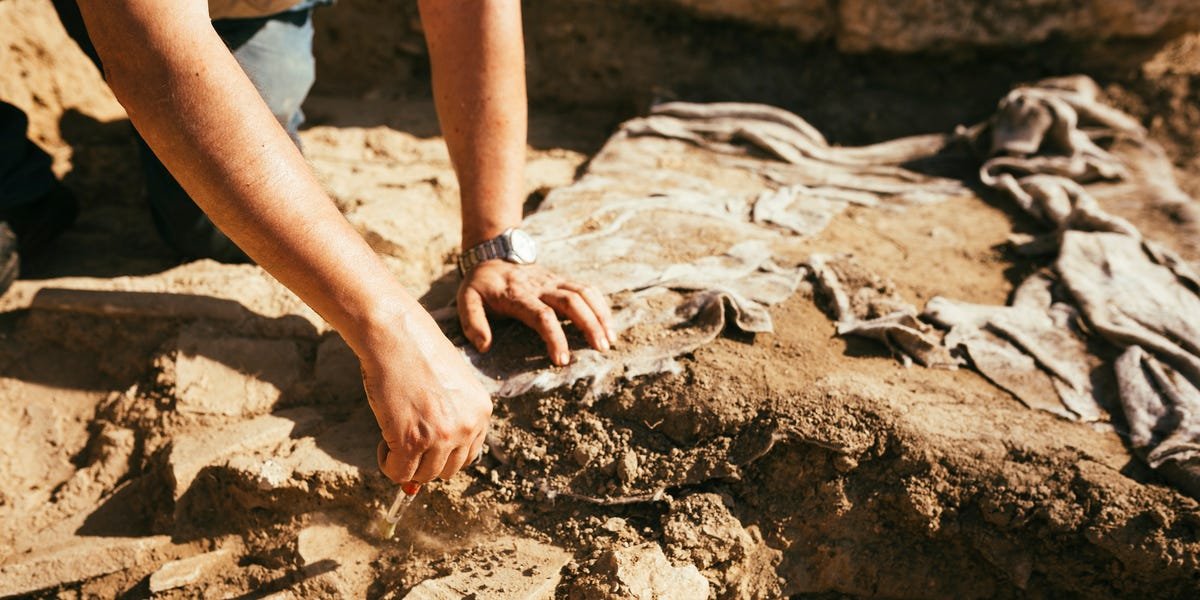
[75,0,490,484]
[418,0,615,366]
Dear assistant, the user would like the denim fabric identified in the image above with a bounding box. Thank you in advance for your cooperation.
[1,2,321,262]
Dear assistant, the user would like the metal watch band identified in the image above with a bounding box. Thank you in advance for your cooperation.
[458,235,509,275]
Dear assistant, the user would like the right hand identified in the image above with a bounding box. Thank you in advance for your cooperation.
[358,307,493,485]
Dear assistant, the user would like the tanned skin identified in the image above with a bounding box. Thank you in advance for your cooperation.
[76,0,612,485]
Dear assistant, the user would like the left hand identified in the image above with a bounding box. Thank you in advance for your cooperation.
[457,260,615,366]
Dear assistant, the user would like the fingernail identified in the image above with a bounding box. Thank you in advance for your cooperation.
[558,352,571,366]
[598,338,610,352]
[607,328,618,344]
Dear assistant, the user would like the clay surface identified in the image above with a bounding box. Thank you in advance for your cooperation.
[2,0,1200,598]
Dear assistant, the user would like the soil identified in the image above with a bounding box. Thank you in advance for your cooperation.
[2,0,1200,598]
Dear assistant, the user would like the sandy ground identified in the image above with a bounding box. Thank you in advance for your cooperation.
[2,0,1200,598]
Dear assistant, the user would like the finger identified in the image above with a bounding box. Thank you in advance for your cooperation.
[457,286,492,352]
[412,445,452,483]
[378,439,421,484]
[438,445,472,480]
[467,429,487,465]
[543,290,609,352]
[510,297,571,366]
[562,282,616,343]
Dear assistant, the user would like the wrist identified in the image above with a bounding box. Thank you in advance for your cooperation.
[340,291,431,372]
[462,222,519,250]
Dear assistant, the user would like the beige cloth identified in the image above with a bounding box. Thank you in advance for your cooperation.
[434,102,963,398]
[208,0,302,19]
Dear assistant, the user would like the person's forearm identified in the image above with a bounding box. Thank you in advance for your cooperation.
[419,0,527,249]
[77,1,420,360]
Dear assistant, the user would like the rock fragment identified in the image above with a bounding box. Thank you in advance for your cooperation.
[616,450,640,483]
[593,543,710,600]
[403,539,570,600]
[662,493,782,598]
[0,536,171,597]
[165,408,318,500]
[148,548,233,593]
[170,327,303,417]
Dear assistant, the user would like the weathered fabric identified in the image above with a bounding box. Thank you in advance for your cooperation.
[435,77,1200,500]
[935,77,1200,497]
[808,254,959,369]
[1115,346,1200,499]
[925,274,1102,421]
[439,102,966,398]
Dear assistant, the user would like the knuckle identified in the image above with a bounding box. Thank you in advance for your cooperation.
[401,428,431,452]
[537,308,558,325]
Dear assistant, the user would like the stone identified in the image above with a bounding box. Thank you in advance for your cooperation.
[403,539,571,600]
[221,407,379,498]
[616,450,640,483]
[148,548,233,593]
[314,334,363,402]
[662,494,782,599]
[0,535,172,597]
[166,408,318,500]
[296,513,377,573]
[664,0,834,40]
[595,543,710,600]
[346,183,459,275]
[834,0,1200,52]
[171,327,304,417]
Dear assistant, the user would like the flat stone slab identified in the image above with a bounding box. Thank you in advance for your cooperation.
[0,535,171,596]
[172,327,303,417]
[597,543,710,600]
[404,539,571,600]
[149,548,233,593]
[167,408,318,500]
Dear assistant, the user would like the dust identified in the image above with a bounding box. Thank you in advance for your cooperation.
[2,0,1200,598]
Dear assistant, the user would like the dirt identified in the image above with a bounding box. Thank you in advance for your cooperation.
[2,0,1200,598]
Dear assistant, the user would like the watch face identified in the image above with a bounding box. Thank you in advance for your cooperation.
[508,229,538,263]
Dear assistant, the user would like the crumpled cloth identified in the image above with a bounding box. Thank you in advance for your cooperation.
[1115,346,1200,499]
[925,273,1102,421]
[930,76,1200,496]
[435,77,1200,500]
[437,102,966,398]
[808,254,959,369]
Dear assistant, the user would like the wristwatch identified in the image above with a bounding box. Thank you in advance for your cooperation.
[457,227,538,275]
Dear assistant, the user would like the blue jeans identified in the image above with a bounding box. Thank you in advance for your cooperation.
[0,2,322,262]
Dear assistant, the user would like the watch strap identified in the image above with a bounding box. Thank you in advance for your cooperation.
[458,234,511,275]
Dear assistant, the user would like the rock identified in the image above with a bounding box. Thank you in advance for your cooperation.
[314,334,363,402]
[0,535,172,596]
[170,326,304,417]
[165,408,318,500]
[593,543,710,600]
[346,182,459,275]
[835,0,1200,52]
[663,0,1200,51]
[664,0,834,40]
[148,548,233,593]
[403,539,571,600]
[220,407,379,499]
[662,493,782,599]
[296,513,377,575]
[616,450,640,483]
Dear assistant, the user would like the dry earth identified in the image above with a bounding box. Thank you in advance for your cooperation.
[2,0,1200,598]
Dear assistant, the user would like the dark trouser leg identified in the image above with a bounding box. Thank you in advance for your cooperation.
[53,3,317,263]
[0,102,57,211]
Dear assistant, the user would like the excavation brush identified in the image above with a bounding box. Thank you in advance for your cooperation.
[369,481,422,539]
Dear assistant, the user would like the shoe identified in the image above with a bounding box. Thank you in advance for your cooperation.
[0,184,79,297]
